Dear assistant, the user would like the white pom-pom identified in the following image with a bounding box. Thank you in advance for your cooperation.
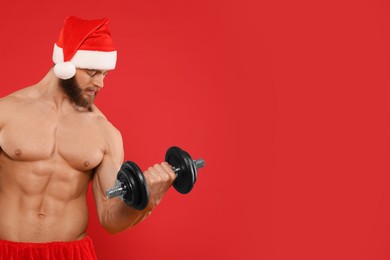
[54,61,76,79]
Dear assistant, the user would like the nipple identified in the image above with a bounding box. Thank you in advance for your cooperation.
[84,161,90,167]
[14,149,22,156]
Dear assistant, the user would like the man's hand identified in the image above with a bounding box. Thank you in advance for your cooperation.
[143,162,177,209]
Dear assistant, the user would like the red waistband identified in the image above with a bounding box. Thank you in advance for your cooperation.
[0,236,92,246]
[0,236,97,260]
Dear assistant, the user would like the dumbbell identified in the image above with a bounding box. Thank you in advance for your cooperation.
[105,146,205,210]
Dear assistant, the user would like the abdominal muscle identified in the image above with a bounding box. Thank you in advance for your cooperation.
[0,154,93,243]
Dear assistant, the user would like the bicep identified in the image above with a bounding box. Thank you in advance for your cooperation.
[92,127,124,211]
[93,153,122,200]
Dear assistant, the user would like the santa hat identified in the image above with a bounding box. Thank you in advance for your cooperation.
[52,16,117,79]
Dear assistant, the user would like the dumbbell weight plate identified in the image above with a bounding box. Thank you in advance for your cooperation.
[132,161,150,210]
[119,161,149,210]
[165,146,197,194]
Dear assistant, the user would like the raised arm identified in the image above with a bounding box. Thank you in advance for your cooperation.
[92,123,176,234]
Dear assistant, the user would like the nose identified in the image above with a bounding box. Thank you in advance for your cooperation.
[93,74,104,88]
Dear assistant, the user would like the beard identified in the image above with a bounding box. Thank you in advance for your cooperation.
[59,77,97,109]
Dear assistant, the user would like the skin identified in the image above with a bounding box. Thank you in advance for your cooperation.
[0,68,176,242]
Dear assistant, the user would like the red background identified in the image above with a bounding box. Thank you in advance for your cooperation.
[1,0,390,259]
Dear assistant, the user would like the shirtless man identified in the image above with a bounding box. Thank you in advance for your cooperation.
[0,16,175,259]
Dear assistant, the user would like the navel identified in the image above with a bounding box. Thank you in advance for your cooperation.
[38,213,46,219]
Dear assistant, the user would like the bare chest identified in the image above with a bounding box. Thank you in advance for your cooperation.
[0,106,105,171]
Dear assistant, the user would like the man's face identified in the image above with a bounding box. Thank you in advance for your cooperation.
[59,69,108,108]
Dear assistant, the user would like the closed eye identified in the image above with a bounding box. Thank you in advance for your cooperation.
[87,70,98,77]
[84,69,109,78]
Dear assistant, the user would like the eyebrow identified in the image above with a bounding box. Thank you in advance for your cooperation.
[84,69,109,75]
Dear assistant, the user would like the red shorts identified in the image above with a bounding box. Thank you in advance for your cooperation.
[0,236,97,260]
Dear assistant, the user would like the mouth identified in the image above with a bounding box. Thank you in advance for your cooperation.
[85,88,98,96]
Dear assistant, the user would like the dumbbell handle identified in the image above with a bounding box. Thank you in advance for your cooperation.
[172,158,205,174]
[106,180,127,199]
[105,158,205,199]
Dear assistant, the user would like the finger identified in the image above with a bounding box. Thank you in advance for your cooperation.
[152,164,174,182]
[144,167,159,179]
[161,162,177,180]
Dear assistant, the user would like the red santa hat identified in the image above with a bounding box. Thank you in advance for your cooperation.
[52,16,117,79]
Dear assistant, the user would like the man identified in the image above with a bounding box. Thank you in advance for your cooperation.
[0,16,176,259]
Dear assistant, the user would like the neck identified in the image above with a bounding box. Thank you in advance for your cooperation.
[36,68,90,113]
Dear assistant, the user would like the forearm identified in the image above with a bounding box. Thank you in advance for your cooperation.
[99,161,176,233]
[93,168,153,234]
[100,197,152,234]
[93,147,175,234]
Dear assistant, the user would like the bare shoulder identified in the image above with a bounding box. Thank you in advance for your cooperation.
[0,96,18,130]
[90,106,123,154]
[5,85,38,99]
[0,90,28,120]
[0,91,22,105]
[0,85,39,110]
[0,86,38,106]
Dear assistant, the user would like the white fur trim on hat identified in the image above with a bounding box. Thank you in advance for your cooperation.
[52,44,117,79]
